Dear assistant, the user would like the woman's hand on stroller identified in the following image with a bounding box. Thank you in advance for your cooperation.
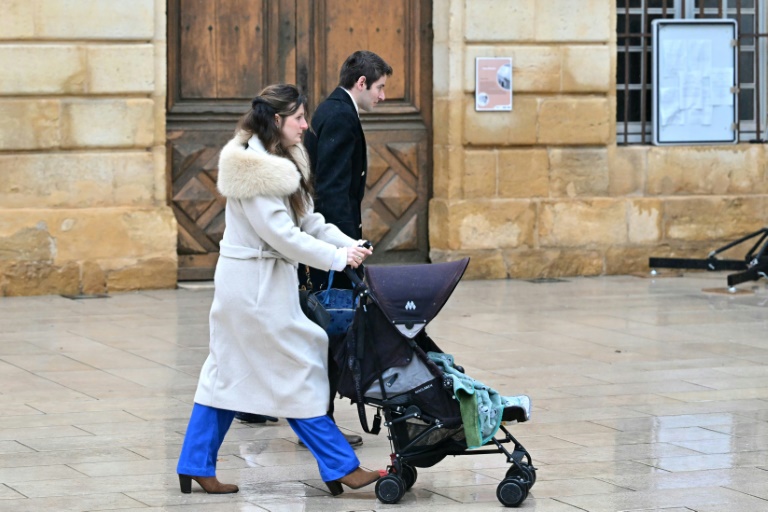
[346,242,373,269]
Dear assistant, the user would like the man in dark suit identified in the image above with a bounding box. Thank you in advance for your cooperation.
[302,50,392,446]
[302,50,392,290]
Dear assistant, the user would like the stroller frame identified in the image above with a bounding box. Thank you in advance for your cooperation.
[341,266,537,507]
[369,389,536,506]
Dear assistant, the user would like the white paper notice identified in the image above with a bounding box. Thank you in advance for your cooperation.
[687,75,713,126]
[662,40,686,79]
[680,71,705,110]
[688,40,713,71]
[687,105,714,126]
[710,68,735,106]
[660,86,685,126]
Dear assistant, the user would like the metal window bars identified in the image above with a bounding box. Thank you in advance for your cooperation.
[617,0,767,144]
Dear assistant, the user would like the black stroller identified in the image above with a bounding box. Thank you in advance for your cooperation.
[332,258,536,507]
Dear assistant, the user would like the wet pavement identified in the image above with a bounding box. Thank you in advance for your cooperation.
[1,271,768,511]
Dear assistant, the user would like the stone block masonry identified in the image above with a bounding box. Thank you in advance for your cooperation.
[0,0,176,296]
[430,0,768,279]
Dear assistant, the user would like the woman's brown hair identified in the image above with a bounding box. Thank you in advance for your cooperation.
[236,83,312,217]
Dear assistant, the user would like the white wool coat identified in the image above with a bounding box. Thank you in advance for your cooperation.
[193,130,357,418]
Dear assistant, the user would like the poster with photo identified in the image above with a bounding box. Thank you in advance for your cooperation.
[475,57,512,111]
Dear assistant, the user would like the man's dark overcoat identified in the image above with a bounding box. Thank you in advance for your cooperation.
[304,87,367,240]
[303,87,368,291]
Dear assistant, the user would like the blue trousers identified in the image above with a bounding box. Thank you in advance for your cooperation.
[177,403,359,482]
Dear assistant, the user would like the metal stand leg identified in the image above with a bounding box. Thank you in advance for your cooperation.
[649,228,768,286]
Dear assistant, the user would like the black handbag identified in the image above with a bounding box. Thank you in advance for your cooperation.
[299,289,331,329]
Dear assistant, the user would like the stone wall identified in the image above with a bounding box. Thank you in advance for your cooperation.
[0,0,176,296]
[2,1,766,295]
[430,0,768,279]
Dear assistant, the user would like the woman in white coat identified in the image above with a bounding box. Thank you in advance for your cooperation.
[176,84,378,496]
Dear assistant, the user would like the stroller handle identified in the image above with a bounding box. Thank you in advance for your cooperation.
[344,240,370,293]
[343,265,366,289]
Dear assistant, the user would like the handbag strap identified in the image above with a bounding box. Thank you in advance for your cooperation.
[318,270,358,307]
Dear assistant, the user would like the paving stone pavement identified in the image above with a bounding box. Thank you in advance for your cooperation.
[1,272,768,511]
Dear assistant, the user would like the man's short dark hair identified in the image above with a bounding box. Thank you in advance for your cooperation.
[338,50,393,90]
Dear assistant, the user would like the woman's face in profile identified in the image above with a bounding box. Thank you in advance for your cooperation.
[278,105,309,147]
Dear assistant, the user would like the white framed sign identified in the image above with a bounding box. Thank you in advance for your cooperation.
[475,57,512,111]
[652,19,738,145]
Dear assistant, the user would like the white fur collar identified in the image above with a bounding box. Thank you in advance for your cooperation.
[216,130,311,199]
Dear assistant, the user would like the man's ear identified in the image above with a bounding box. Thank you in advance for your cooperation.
[356,76,366,90]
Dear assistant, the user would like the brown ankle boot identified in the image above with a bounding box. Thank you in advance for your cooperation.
[325,467,381,495]
[179,474,239,494]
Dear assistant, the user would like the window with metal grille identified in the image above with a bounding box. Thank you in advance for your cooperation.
[617,0,767,144]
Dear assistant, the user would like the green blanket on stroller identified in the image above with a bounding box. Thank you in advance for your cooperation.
[428,352,528,449]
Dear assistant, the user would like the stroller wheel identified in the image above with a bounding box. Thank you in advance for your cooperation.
[496,477,527,507]
[506,462,536,489]
[375,475,405,504]
[524,465,536,487]
[400,463,417,490]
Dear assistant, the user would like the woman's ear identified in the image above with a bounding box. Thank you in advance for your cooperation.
[274,113,281,126]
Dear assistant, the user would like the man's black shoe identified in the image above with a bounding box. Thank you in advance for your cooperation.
[234,412,278,423]
[343,433,363,446]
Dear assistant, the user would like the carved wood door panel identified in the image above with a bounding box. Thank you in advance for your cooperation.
[363,130,430,262]
[168,0,432,279]
[168,0,299,280]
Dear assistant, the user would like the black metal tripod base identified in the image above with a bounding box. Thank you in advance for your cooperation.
[726,261,768,287]
[648,228,768,287]
[648,257,745,272]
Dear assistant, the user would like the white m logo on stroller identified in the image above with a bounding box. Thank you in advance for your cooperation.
[405,300,416,310]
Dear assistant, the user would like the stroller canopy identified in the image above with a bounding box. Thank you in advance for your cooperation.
[365,258,469,338]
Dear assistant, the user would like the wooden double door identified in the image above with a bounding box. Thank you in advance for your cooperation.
[167,0,433,280]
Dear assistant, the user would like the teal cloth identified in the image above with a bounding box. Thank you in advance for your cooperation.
[428,352,503,449]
